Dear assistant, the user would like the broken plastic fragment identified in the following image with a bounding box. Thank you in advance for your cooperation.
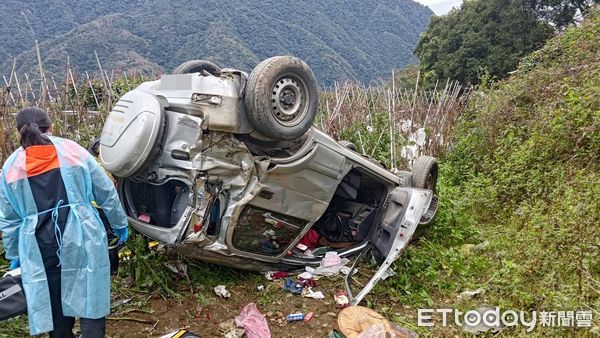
[340,266,356,276]
[214,285,231,299]
[334,291,350,308]
[302,288,325,299]
[298,271,313,280]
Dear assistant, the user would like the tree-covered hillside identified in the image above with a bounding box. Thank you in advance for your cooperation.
[0,0,433,85]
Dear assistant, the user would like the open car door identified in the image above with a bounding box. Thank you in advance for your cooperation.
[345,186,434,305]
[119,178,196,245]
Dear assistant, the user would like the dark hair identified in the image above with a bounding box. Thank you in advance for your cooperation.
[15,107,52,148]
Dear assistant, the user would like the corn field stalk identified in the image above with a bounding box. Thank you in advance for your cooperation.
[0,62,154,163]
[319,79,467,169]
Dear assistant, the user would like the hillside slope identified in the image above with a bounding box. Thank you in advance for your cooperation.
[1,0,433,85]
[378,9,599,336]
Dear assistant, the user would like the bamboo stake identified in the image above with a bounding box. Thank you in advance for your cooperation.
[9,59,23,105]
[94,50,111,108]
[35,39,46,105]
[85,71,100,109]
[51,76,61,103]
[13,70,24,105]
[3,75,16,105]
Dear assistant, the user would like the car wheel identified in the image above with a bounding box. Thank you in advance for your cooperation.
[244,56,318,141]
[172,60,221,76]
[412,156,438,193]
[411,156,438,239]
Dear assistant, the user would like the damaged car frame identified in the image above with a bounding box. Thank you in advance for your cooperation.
[99,56,438,304]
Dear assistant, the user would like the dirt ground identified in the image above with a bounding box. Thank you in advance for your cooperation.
[106,274,349,338]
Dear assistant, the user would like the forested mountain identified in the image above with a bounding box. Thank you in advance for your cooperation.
[0,0,433,85]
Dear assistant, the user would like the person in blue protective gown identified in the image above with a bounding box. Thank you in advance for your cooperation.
[0,107,129,337]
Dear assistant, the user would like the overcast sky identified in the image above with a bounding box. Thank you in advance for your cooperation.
[414,0,462,15]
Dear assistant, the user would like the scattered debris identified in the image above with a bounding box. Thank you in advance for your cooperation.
[257,285,265,292]
[334,291,350,308]
[159,329,201,338]
[337,306,418,338]
[323,252,342,267]
[270,271,290,279]
[306,257,350,276]
[219,319,246,338]
[298,276,317,288]
[296,243,308,251]
[304,311,314,322]
[283,279,303,294]
[302,288,325,299]
[458,287,485,300]
[340,266,355,276]
[287,313,305,322]
[214,285,231,299]
[264,271,275,281]
[298,271,314,280]
[235,303,271,338]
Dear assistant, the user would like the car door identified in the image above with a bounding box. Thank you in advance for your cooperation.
[344,186,434,305]
[119,178,196,245]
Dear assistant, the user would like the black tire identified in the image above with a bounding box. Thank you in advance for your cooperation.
[339,140,357,152]
[244,56,318,141]
[412,156,438,193]
[172,60,221,76]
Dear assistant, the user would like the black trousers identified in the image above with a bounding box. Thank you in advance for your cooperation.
[46,269,106,338]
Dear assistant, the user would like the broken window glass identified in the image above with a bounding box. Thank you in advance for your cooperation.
[232,206,307,256]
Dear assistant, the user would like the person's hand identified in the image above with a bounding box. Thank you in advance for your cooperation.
[113,227,129,245]
[9,260,20,270]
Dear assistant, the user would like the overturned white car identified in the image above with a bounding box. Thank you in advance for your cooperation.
[99,56,438,304]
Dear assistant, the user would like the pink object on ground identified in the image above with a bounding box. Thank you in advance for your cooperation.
[235,303,271,338]
[323,251,342,268]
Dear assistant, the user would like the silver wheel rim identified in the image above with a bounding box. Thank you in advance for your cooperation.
[270,75,309,127]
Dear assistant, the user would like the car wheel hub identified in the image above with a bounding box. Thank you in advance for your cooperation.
[271,77,308,126]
